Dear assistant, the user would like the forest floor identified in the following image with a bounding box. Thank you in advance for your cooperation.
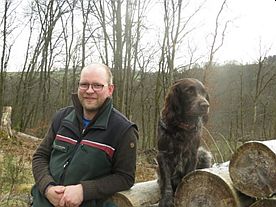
[0,131,157,206]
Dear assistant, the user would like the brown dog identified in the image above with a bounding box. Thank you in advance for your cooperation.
[157,78,212,207]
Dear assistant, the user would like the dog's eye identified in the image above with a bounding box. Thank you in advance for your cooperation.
[186,87,195,95]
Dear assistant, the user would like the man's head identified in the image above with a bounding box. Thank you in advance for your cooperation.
[78,63,114,119]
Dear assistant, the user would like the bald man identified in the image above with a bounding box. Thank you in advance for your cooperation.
[32,63,138,207]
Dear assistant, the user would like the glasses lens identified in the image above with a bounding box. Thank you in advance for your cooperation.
[79,83,89,90]
[78,83,105,91]
[92,84,104,91]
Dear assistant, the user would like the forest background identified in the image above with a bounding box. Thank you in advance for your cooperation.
[0,0,276,163]
[0,0,276,205]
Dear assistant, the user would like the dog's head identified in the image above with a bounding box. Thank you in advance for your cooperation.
[162,78,210,127]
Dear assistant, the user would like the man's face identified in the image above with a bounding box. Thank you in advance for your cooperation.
[77,66,114,118]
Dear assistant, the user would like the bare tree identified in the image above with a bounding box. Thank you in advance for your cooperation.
[203,0,230,84]
[59,0,77,106]
[251,42,276,138]
[13,0,71,132]
[153,0,203,145]
[0,0,15,119]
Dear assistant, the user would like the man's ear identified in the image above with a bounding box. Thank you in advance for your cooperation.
[108,84,115,96]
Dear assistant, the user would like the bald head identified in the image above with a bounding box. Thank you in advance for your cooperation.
[78,63,114,119]
[81,63,113,85]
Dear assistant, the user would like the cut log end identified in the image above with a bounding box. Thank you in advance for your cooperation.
[174,166,253,207]
[229,141,276,198]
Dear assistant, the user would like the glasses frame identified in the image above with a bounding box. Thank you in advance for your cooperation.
[78,82,108,92]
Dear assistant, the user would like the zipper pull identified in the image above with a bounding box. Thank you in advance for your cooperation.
[63,160,70,168]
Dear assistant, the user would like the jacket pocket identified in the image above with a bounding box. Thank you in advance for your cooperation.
[52,142,68,152]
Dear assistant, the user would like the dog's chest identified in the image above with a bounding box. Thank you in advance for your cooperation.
[171,141,197,173]
[173,150,188,173]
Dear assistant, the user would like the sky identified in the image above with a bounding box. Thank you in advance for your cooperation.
[208,0,276,64]
[147,0,276,65]
[6,0,276,71]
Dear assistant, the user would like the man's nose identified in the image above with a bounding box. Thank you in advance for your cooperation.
[86,85,95,92]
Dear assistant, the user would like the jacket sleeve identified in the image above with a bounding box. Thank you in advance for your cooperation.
[80,126,138,200]
[32,109,66,195]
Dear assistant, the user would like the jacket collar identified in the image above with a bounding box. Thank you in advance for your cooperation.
[71,94,113,129]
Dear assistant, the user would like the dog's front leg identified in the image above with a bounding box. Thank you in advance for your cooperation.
[185,151,197,174]
[157,151,174,207]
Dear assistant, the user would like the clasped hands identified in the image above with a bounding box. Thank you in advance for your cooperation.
[45,184,84,207]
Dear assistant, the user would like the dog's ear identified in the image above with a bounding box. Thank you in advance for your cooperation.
[203,92,210,124]
[162,85,182,124]
[206,93,210,103]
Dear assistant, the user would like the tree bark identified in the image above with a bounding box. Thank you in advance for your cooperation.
[229,140,276,198]
[174,163,254,207]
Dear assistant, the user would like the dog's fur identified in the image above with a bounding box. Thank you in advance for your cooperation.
[157,78,212,207]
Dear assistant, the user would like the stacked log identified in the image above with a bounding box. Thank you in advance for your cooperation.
[173,140,276,207]
[229,140,276,206]
[110,179,160,207]
[111,140,276,207]
[229,140,276,198]
[174,163,254,207]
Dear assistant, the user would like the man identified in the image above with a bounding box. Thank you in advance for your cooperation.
[32,63,138,207]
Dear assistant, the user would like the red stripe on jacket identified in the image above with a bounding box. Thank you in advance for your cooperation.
[56,134,77,145]
[81,140,115,158]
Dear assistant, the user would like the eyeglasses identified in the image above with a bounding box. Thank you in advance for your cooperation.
[78,82,108,92]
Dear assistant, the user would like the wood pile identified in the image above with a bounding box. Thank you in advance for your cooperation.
[111,140,276,207]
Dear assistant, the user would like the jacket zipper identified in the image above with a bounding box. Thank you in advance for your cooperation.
[60,143,79,184]
[60,127,86,184]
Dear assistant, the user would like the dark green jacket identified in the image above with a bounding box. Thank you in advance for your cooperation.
[32,95,138,207]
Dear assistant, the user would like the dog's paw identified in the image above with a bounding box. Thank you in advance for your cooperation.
[158,198,174,207]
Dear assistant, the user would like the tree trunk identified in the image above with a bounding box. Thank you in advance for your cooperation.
[174,163,254,207]
[0,106,13,138]
[109,180,160,207]
[229,140,276,198]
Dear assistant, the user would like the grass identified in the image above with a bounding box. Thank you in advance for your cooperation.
[0,131,38,207]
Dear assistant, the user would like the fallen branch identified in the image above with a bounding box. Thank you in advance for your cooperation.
[13,130,41,142]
